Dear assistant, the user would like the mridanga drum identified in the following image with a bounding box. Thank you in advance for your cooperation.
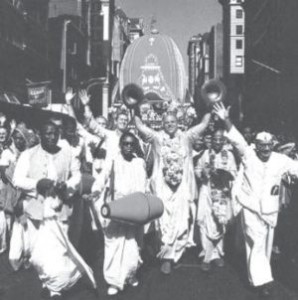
[101,192,164,225]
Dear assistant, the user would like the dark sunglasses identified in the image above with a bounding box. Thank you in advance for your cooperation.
[122,141,134,146]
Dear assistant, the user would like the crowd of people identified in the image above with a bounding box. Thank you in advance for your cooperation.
[0,91,298,299]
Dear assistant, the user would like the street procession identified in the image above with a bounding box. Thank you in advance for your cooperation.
[1,0,298,299]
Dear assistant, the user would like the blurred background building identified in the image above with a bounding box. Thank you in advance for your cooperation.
[219,0,245,124]
[243,0,298,136]
[0,0,50,101]
[0,0,146,116]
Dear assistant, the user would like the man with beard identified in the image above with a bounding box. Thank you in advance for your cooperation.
[134,109,211,274]
[213,102,298,298]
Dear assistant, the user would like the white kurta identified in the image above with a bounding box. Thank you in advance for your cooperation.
[195,149,237,262]
[9,212,96,295]
[10,145,85,294]
[135,118,202,262]
[92,155,147,290]
[226,126,298,286]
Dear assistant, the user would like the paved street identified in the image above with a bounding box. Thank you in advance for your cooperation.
[1,232,298,300]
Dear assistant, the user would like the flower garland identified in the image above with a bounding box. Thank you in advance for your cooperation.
[161,134,184,188]
[209,149,232,225]
[211,189,231,225]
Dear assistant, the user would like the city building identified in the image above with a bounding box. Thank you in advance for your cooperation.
[87,0,115,116]
[49,0,88,19]
[220,0,245,76]
[48,0,89,102]
[209,23,224,80]
[197,33,211,86]
[187,35,201,98]
[0,0,50,101]
[189,23,223,114]
[219,0,245,124]
[109,8,131,105]
[243,0,298,135]
[111,8,130,79]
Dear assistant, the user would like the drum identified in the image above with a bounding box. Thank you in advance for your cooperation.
[101,192,164,225]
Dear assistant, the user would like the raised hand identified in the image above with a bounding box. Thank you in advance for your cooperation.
[65,87,75,105]
[0,114,6,127]
[213,102,230,121]
[10,119,17,133]
[79,89,90,106]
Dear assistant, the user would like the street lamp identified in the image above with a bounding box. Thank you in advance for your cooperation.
[61,20,71,93]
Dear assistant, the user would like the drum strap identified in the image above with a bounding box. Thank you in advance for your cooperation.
[110,160,115,201]
[102,160,115,204]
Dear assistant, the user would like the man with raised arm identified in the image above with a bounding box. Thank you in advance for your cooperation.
[79,90,129,160]
[134,108,211,274]
[213,102,298,298]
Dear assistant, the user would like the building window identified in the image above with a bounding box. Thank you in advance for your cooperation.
[69,43,77,55]
[236,39,243,49]
[235,56,243,67]
[236,9,243,18]
[236,25,243,35]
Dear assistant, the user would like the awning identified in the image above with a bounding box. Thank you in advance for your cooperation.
[0,100,74,129]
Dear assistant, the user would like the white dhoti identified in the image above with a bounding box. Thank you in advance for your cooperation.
[9,218,96,294]
[156,185,190,263]
[200,226,224,262]
[242,209,274,287]
[197,186,225,263]
[0,210,8,254]
[92,155,147,290]
[224,125,298,287]
[9,218,37,271]
[102,220,142,290]
[186,200,197,248]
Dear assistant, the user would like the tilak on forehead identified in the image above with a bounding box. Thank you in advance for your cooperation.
[255,131,273,143]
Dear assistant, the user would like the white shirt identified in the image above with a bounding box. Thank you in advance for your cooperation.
[13,144,81,199]
[226,126,298,226]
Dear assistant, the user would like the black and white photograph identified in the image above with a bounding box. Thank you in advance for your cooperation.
[0,0,298,299]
